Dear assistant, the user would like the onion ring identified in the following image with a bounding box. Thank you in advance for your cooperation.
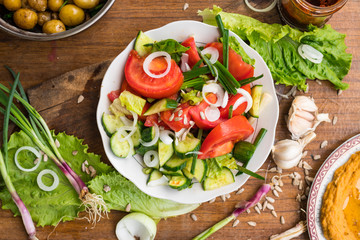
[37,169,59,191]
[14,146,42,172]
[143,51,172,78]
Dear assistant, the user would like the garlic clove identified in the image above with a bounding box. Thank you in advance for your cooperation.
[288,116,313,140]
[292,96,318,112]
[272,139,303,170]
[295,109,315,122]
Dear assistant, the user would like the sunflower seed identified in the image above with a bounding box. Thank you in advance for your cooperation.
[84,160,89,166]
[183,115,188,125]
[279,179,284,187]
[72,150,78,156]
[190,213,198,221]
[236,188,245,195]
[273,190,279,197]
[271,210,277,218]
[77,95,84,104]
[337,89,343,95]
[272,177,279,186]
[55,139,60,148]
[34,158,40,165]
[256,202,263,210]
[90,170,96,178]
[43,154,48,162]
[209,198,216,204]
[81,163,86,172]
[221,194,226,202]
[263,201,268,210]
[305,176,314,185]
[174,117,182,121]
[225,193,231,199]
[255,206,261,214]
[269,167,277,172]
[89,165,95,173]
[103,185,111,192]
[293,172,301,179]
[296,194,301,202]
[293,178,300,186]
[280,216,285,225]
[297,160,303,168]
[304,169,310,176]
[299,180,304,190]
[183,2,189,10]
[302,151,308,158]
[125,203,131,212]
[313,155,321,161]
[320,140,328,149]
[85,167,90,175]
[246,209,251,214]
[178,110,183,117]
[232,219,240,227]
[332,116,338,125]
[247,221,257,227]
[315,80,322,85]
[266,196,275,204]
[200,111,206,120]
[274,185,283,193]
[169,113,175,121]
[267,203,274,210]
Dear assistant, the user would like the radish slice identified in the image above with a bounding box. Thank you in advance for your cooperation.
[159,130,175,145]
[244,0,277,12]
[202,83,224,107]
[143,51,172,78]
[143,150,159,168]
[236,88,253,112]
[115,212,157,240]
[36,169,59,191]
[140,124,160,147]
[201,47,219,64]
[180,53,191,72]
[205,106,220,122]
[298,44,323,64]
[14,146,42,172]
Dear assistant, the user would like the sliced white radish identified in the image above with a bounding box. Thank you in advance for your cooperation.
[159,130,174,145]
[143,51,172,78]
[14,146,42,172]
[204,106,220,122]
[143,150,159,168]
[37,169,59,191]
[201,47,219,64]
[236,88,253,112]
[115,212,157,240]
[202,83,224,107]
[140,124,160,147]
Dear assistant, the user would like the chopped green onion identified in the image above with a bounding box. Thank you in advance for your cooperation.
[240,74,264,86]
[236,166,264,180]
[191,129,203,175]
[193,59,203,69]
[253,128,267,148]
[183,67,210,81]
[228,105,233,119]
[215,14,226,37]
[181,78,205,90]
[223,29,229,69]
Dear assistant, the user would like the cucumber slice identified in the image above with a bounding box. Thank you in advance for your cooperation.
[147,169,163,184]
[131,122,142,148]
[101,113,124,137]
[183,159,207,183]
[134,31,154,57]
[174,133,201,159]
[110,131,135,158]
[143,99,178,116]
[161,169,183,177]
[233,141,256,165]
[168,176,191,190]
[163,156,189,171]
[141,126,156,143]
[202,167,235,191]
[249,85,263,118]
[158,141,174,166]
[136,145,157,156]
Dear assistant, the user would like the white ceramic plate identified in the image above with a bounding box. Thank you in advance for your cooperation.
[307,133,360,239]
[96,20,279,204]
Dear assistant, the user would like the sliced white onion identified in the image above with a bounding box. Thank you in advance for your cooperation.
[204,106,221,122]
[117,128,135,159]
[115,212,157,240]
[143,51,172,78]
[143,150,159,168]
[14,146,42,172]
[298,44,323,64]
[202,83,224,107]
[244,0,277,12]
[117,111,138,142]
[236,88,253,112]
[233,96,247,111]
[185,151,203,156]
[213,66,219,82]
[159,130,175,145]
[147,175,169,187]
[180,53,191,72]
[221,91,229,108]
[36,169,59,191]
[140,124,160,147]
[201,47,219,64]
[120,116,133,126]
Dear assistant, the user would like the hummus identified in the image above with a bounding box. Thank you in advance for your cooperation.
[321,151,360,240]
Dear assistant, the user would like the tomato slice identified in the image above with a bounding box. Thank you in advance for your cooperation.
[189,93,226,130]
[205,42,254,81]
[124,50,184,99]
[160,102,192,132]
[107,90,121,102]
[207,141,234,159]
[219,84,251,119]
[181,37,201,69]
[198,115,254,159]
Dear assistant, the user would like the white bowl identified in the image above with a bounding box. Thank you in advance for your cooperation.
[96,20,279,204]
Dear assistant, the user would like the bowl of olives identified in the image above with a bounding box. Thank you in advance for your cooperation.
[0,0,114,40]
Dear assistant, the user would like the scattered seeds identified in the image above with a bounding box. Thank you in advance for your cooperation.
[125,203,131,212]
[81,162,86,173]
[274,185,283,193]
[271,210,278,218]
[305,186,310,196]
[84,160,89,166]
[320,140,328,149]
[246,209,251,214]
[209,198,216,204]
[269,167,277,172]
[302,161,312,170]
[232,219,240,227]
[293,172,301,179]
[272,177,279,186]
[174,117,182,121]
[255,206,261,214]
[77,95,84,104]
[315,80,322,85]
[337,89,343,95]
[279,179,284,187]
[263,201,268,210]
[225,193,231,199]
[332,116,338,125]
[293,178,300,186]
[256,202,263,210]
[277,167,283,174]
[85,167,90,175]
[169,113,175,121]
[302,151,308,158]
[200,111,206,120]
[103,185,111,192]
[304,169,310,176]
[247,221,257,227]
[72,150,78,156]
[267,203,275,211]
[220,194,226,202]
[280,216,285,225]
[305,176,314,185]
[236,188,245,195]
[297,160,303,168]
[273,190,279,197]
[34,158,40,165]
[178,110,183,117]
[190,213,198,221]
[266,196,275,204]
[313,155,321,161]
[299,180,304,190]
[183,2,189,10]
[296,194,301,202]
[43,154,48,162]
[55,139,60,148]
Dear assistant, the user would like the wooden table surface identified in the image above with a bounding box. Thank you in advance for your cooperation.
[0,0,359,239]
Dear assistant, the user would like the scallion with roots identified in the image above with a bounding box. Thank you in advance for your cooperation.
[0,68,108,225]
[0,72,38,240]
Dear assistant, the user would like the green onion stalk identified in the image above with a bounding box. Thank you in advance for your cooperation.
[0,70,107,224]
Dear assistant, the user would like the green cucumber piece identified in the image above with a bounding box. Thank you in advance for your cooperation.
[101,113,124,137]
[131,122,142,148]
[233,141,256,165]
[110,131,135,158]
[161,169,183,177]
[168,176,191,190]
[158,140,174,166]
[183,159,207,183]
[163,156,189,171]
[147,169,163,184]
[136,145,157,156]
[249,85,263,118]
[144,98,178,116]
[141,126,156,143]
[202,167,235,191]
[134,31,154,57]
[174,133,201,159]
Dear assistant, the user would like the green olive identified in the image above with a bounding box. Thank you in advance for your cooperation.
[73,0,98,9]
[4,0,21,11]
[37,11,51,26]
[59,4,85,27]
[13,8,38,30]
[42,19,66,33]
[47,0,63,12]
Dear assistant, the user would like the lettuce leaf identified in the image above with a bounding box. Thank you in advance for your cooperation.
[199,6,352,91]
[150,39,189,63]
[88,172,199,219]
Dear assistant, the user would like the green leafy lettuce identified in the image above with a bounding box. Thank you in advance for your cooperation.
[150,39,189,63]
[180,90,203,105]
[228,36,255,65]
[199,6,352,91]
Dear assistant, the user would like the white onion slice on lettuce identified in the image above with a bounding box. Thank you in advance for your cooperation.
[36,169,59,191]
[140,124,160,147]
[143,150,159,168]
[159,130,175,145]
[201,47,219,64]
[116,212,157,240]
[143,51,172,78]
[236,88,253,112]
[204,106,220,122]
[298,44,323,64]
[202,83,224,107]
[14,146,42,172]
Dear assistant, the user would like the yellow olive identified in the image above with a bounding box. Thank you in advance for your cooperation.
[59,4,84,27]
[47,0,63,12]
[42,19,66,33]
[37,11,51,26]
[73,0,98,9]
[13,8,38,30]
[4,0,21,11]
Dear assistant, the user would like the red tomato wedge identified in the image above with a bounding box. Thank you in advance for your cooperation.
[107,90,120,102]
[198,115,254,159]
[205,42,254,81]
[124,50,184,99]
[219,84,251,119]
[181,37,201,69]
[206,141,234,159]
[160,102,192,132]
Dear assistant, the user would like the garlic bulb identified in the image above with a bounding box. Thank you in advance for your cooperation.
[287,96,330,140]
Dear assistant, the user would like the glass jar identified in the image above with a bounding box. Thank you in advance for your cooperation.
[278,0,348,31]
